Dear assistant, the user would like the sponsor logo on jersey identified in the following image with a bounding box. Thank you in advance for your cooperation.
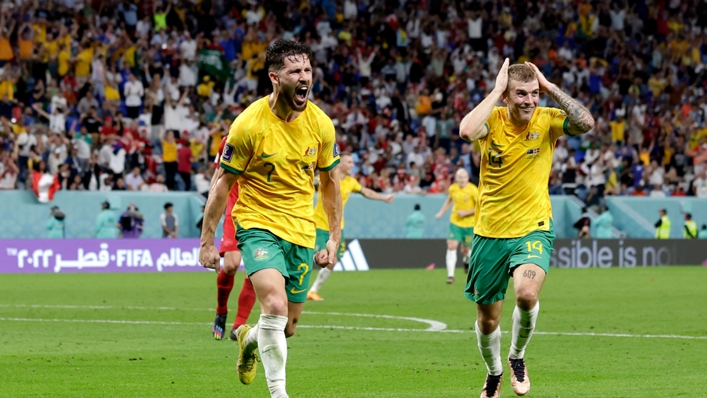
[222,143,235,162]
[525,131,541,141]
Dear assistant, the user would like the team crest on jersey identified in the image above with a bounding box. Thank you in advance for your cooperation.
[526,148,541,158]
[222,143,235,162]
[254,248,269,261]
[525,132,541,141]
[304,147,317,157]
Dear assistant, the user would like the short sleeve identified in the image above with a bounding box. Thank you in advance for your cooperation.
[214,136,227,169]
[352,178,362,193]
[220,120,253,175]
[480,107,502,143]
[549,108,570,142]
[316,118,340,171]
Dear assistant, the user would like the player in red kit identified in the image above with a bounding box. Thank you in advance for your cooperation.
[211,136,257,340]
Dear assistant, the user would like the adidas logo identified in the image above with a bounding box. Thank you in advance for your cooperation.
[332,239,369,272]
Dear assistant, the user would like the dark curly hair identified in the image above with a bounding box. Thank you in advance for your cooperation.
[265,39,313,72]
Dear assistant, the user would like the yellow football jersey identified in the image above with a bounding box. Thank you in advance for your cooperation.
[221,97,340,248]
[449,182,478,228]
[313,175,362,230]
[474,106,568,238]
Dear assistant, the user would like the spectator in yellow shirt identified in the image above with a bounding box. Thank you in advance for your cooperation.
[44,32,59,75]
[160,129,178,191]
[0,15,14,65]
[0,69,14,101]
[609,113,626,145]
[74,44,94,85]
[197,75,215,98]
[58,45,71,77]
[18,23,34,76]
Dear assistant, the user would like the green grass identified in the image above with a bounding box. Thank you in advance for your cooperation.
[1,267,706,397]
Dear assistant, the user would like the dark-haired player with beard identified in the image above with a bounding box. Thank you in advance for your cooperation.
[459,60,594,398]
[199,40,342,398]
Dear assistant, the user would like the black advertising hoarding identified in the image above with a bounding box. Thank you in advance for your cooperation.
[338,239,707,270]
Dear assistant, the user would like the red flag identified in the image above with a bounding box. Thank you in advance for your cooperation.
[32,170,61,203]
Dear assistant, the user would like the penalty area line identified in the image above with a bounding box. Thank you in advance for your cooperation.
[0,317,706,340]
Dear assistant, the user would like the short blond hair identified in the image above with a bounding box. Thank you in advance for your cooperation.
[507,64,537,91]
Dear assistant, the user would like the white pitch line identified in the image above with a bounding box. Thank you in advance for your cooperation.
[0,317,208,326]
[302,311,447,332]
[0,304,447,331]
[0,317,706,340]
[0,304,211,311]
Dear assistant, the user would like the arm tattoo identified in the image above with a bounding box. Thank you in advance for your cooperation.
[548,85,595,136]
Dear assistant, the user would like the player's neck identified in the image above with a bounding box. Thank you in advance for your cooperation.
[269,92,301,122]
[505,107,530,128]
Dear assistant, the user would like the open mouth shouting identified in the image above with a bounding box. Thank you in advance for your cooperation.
[294,85,309,105]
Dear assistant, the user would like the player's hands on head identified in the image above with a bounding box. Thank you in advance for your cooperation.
[524,62,554,92]
[494,58,510,94]
[199,243,221,270]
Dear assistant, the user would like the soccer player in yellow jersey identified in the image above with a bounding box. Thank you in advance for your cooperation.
[459,59,594,398]
[199,40,343,398]
[307,153,394,301]
[435,168,478,284]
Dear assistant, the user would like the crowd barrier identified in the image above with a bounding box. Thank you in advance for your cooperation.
[2,238,704,274]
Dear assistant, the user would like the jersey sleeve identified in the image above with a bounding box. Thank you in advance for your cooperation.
[480,107,502,143]
[351,178,362,193]
[549,108,570,142]
[214,136,227,169]
[220,120,252,175]
[316,117,340,171]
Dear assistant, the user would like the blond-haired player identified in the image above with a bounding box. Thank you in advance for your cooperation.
[199,40,342,398]
[307,153,394,301]
[459,59,594,398]
[435,168,478,284]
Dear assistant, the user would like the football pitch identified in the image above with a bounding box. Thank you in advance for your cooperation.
[1,267,705,397]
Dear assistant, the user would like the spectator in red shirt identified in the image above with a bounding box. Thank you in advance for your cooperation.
[177,140,193,191]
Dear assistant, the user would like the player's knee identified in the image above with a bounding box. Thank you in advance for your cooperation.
[447,241,458,250]
[223,263,238,275]
[261,296,288,316]
[477,315,500,334]
[515,287,538,310]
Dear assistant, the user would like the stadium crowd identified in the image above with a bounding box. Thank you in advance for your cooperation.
[1,0,707,206]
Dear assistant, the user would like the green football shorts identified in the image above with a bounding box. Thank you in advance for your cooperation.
[237,224,316,303]
[315,228,345,259]
[449,224,474,247]
[465,221,555,305]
